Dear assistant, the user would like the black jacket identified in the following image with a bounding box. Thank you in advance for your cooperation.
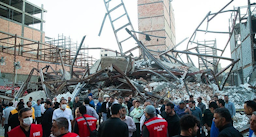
[161,112,180,137]
[73,101,82,112]
[8,112,19,129]
[98,117,128,137]
[101,102,108,113]
[41,108,54,137]
[218,123,242,137]
[202,109,213,127]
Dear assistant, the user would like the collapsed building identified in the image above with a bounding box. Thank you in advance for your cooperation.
[0,0,256,133]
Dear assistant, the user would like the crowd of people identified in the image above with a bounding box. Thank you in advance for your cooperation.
[0,87,256,137]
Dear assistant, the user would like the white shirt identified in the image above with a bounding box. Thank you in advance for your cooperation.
[41,104,46,114]
[52,108,74,132]
[252,133,256,137]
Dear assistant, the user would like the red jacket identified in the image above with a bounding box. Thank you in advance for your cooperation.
[62,132,79,137]
[144,117,168,137]
[8,124,43,137]
[75,114,97,137]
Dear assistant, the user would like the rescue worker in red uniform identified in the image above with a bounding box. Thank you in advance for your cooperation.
[142,105,168,137]
[74,105,97,137]
[51,117,79,137]
[8,108,43,137]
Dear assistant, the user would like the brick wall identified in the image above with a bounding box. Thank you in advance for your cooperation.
[138,0,176,54]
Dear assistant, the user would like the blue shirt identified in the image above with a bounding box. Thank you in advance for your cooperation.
[174,105,188,118]
[225,101,236,117]
[89,100,95,108]
[33,104,41,117]
[249,128,253,137]
[191,107,202,122]
[96,102,102,113]
[210,120,219,137]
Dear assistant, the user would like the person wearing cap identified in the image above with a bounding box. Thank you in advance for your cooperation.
[130,100,143,137]
[142,105,168,137]
[174,100,190,118]
[224,95,236,118]
[101,95,110,121]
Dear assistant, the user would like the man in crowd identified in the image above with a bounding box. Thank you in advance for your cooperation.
[118,97,129,115]
[98,87,104,99]
[120,106,136,137]
[244,100,256,137]
[189,100,202,137]
[29,97,36,106]
[26,101,35,122]
[68,97,73,110]
[73,96,82,114]
[213,108,242,137]
[224,95,236,118]
[53,97,60,110]
[98,104,129,137]
[51,117,78,137]
[161,102,180,136]
[250,111,256,137]
[173,115,199,137]
[197,97,206,113]
[2,102,15,137]
[107,97,115,118]
[88,95,95,108]
[210,99,225,137]
[84,98,99,119]
[8,108,43,137]
[203,102,218,137]
[96,97,102,124]
[74,105,97,137]
[33,99,42,124]
[9,104,24,129]
[52,99,73,132]
[174,101,190,118]
[142,105,168,137]
[125,97,132,111]
[130,100,143,137]
[160,98,170,113]
[130,99,137,113]
[213,95,218,102]
[41,100,53,137]
[189,95,194,101]
[101,95,110,121]
[217,99,225,108]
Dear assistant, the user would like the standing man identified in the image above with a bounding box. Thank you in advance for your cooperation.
[118,97,129,115]
[213,95,218,103]
[29,97,36,106]
[41,100,53,137]
[244,100,256,137]
[2,102,15,137]
[174,101,190,118]
[73,96,82,114]
[120,106,136,137]
[213,108,242,137]
[98,87,104,99]
[84,98,99,119]
[52,99,73,132]
[189,95,194,101]
[96,97,103,124]
[51,117,78,137]
[74,105,97,137]
[197,97,206,113]
[189,100,202,137]
[160,98,170,113]
[203,102,218,137]
[125,97,132,111]
[130,100,143,137]
[161,102,180,136]
[224,95,236,118]
[8,108,43,137]
[142,105,168,137]
[250,111,256,137]
[98,104,129,137]
[53,97,60,110]
[101,95,110,121]
[26,101,35,122]
[88,96,95,108]
[33,99,42,124]
[68,97,73,110]
[172,115,199,137]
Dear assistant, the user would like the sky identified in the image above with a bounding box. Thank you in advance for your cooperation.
[27,0,256,68]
